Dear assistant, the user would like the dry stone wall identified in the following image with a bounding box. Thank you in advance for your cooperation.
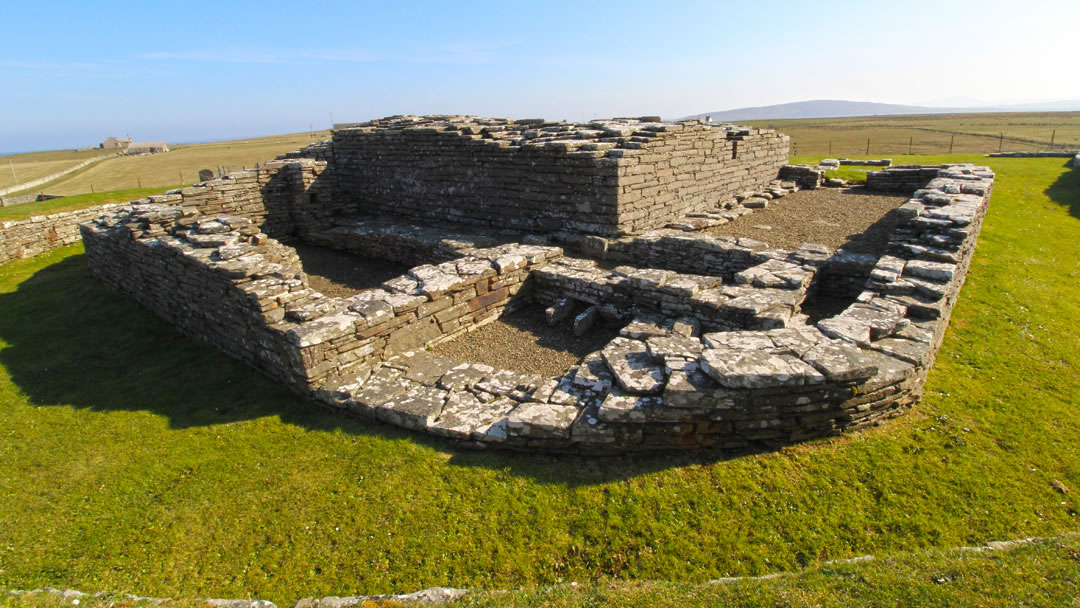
[329,115,788,237]
[81,162,995,454]
[986,151,1078,158]
[81,206,557,394]
[866,165,944,191]
[0,203,129,264]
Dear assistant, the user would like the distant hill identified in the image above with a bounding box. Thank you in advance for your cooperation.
[682,99,1080,122]
[682,100,960,122]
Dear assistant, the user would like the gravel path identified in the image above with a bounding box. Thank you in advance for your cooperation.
[294,243,410,298]
[432,305,620,377]
[706,187,909,255]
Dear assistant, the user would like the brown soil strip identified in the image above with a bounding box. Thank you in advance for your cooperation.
[294,243,411,298]
[432,304,621,378]
[706,187,910,256]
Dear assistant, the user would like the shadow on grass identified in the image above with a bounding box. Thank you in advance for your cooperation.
[0,253,741,485]
[1044,159,1080,220]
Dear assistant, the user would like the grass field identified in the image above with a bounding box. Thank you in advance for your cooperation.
[0,149,113,192]
[746,112,1080,157]
[4,534,1077,607]
[4,131,328,197]
[0,156,1078,605]
[0,187,179,223]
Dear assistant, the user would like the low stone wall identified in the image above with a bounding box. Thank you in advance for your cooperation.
[532,256,813,332]
[986,151,1078,158]
[778,165,824,189]
[81,164,996,453]
[866,165,943,192]
[81,207,557,393]
[0,158,355,267]
[0,203,129,264]
[839,158,892,166]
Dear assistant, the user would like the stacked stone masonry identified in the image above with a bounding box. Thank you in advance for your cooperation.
[330,115,789,236]
[0,204,127,264]
[78,114,995,452]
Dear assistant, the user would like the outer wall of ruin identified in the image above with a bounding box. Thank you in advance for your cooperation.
[330,118,789,236]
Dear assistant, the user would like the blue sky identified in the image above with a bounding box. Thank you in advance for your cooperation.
[2,0,1078,153]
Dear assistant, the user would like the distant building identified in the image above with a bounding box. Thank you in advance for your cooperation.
[125,141,169,155]
[99,137,168,154]
[101,136,132,149]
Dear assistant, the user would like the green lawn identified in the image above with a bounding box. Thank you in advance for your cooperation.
[0,156,1078,605]
[0,187,179,222]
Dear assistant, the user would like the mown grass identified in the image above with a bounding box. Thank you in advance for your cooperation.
[750,111,1080,156]
[17,131,328,196]
[0,187,180,222]
[4,535,1078,607]
[0,157,1078,605]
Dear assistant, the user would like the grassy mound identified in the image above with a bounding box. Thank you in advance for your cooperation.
[0,156,1077,604]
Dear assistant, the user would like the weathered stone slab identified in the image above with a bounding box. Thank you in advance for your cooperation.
[476,369,528,396]
[663,368,730,409]
[506,402,581,439]
[545,297,575,325]
[569,353,614,393]
[601,339,668,395]
[349,366,414,413]
[286,313,358,347]
[801,341,878,382]
[620,319,668,339]
[596,392,665,423]
[839,303,908,340]
[645,334,702,362]
[817,317,872,347]
[438,362,496,391]
[573,305,599,335]
[400,351,459,384]
[764,327,827,356]
[702,331,773,351]
[376,384,449,430]
[870,337,932,366]
[700,348,824,389]
[429,392,516,441]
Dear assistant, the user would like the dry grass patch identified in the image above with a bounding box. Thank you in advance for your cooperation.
[11,131,329,196]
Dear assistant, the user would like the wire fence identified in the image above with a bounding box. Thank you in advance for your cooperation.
[789,130,1079,157]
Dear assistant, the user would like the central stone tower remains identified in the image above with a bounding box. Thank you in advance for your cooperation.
[322,115,789,236]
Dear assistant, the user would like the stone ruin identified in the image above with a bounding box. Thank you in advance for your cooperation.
[79,115,995,453]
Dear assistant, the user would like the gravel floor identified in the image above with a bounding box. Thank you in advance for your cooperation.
[294,243,410,298]
[432,304,621,377]
[706,187,910,255]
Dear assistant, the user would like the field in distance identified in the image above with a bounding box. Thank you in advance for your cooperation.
[743,111,1080,157]
[0,148,114,191]
[6,112,1079,198]
[2,130,328,197]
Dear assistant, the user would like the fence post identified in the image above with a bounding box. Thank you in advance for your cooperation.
[179,169,183,183]
[90,184,94,193]
[1051,130,1056,149]
[999,133,1003,153]
[908,136,912,155]
[949,134,955,154]
[137,176,142,188]
[865,138,870,155]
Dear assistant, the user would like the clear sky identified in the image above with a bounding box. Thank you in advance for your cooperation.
[2,0,1078,153]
